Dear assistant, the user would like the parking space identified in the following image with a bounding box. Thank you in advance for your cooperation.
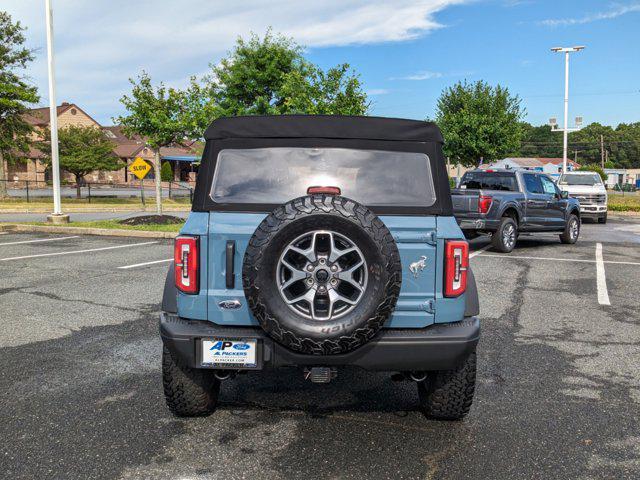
[0,217,639,479]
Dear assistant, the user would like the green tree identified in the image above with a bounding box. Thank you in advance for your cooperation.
[435,80,525,167]
[280,63,369,115]
[578,163,607,182]
[41,125,118,198]
[0,12,39,198]
[519,123,562,158]
[207,30,368,117]
[160,161,173,182]
[115,73,205,214]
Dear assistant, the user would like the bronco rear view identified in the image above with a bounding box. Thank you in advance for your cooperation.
[160,115,480,420]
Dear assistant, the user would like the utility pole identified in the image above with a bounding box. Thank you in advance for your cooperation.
[550,46,585,174]
[600,134,605,168]
[45,0,69,223]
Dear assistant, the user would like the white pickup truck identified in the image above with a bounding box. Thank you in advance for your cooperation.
[557,171,608,224]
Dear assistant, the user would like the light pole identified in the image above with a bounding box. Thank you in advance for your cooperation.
[550,46,585,174]
[45,0,69,223]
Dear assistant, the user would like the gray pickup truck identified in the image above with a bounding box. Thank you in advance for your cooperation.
[451,169,581,252]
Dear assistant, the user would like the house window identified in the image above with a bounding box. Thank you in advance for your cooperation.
[70,108,77,115]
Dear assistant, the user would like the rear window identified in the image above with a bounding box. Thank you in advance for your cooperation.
[459,172,517,191]
[210,147,436,207]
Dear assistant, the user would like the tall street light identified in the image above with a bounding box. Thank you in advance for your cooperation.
[45,0,69,223]
[550,46,585,174]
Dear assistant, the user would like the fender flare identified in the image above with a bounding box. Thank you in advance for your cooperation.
[161,262,178,313]
[464,267,479,317]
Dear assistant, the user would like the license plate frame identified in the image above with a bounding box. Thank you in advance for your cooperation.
[197,337,261,369]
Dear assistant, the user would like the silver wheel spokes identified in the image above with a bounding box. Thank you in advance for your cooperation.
[570,219,579,239]
[277,230,367,320]
[503,224,516,249]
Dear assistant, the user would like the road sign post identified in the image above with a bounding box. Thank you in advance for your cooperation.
[129,157,151,208]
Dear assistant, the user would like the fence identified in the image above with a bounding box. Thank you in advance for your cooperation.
[0,179,194,204]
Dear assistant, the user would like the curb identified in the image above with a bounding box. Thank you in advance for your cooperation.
[0,223,178,239]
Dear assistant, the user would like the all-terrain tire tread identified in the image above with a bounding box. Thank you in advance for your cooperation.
[418,351,477,420]
[162,346,220,417]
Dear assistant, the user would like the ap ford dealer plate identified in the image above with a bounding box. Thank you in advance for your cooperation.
[201,338,258,368]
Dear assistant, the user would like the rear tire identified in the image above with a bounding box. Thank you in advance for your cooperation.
[560,214,580,244]
[162,346,220,417]
[491,217,517,253]
[418,350,477,420]
[598,213,607,224]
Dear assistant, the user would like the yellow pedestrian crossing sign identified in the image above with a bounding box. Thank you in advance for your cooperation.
[129,157,152,180]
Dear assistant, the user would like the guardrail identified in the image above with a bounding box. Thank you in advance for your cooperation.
[0,179,194,204]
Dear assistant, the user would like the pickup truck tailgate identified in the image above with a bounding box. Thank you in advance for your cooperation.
[451,189,479,214]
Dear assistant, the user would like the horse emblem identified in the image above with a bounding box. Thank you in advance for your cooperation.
[409,256,428,279]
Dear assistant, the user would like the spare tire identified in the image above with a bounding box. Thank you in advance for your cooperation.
[242,194,401,355]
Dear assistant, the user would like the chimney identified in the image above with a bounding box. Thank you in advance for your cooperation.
[61,102,70,106]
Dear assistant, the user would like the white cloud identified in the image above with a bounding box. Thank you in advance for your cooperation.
[3,0,469,123]
[391,70,444,80]
[539,3,640,27]
[367,88,390,95]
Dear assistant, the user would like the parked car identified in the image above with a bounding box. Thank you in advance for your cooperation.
[451,169,581,252]
[160,115,480,420]
[557,171,608,223]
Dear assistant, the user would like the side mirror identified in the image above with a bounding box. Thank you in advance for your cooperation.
[560,191,569,199]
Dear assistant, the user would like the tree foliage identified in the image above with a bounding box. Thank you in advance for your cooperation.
[115,72,206,213]
[435,80,524,167]
[40,126,118,197]
[519,121,640,168]
[160,161,173,182]
[0,11,40,196]
[206,30,368,118]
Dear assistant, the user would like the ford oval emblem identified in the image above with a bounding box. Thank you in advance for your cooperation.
[233,343,250,350]
[218,300,242,310]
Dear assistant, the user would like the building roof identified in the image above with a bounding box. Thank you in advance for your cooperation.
[500,157,580,168]
[23,103,100,127]
[204,115,444,143]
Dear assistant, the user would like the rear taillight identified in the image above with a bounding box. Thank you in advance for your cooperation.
[478,195,493,214]
[444,240,469,297]
[174,236,199,294]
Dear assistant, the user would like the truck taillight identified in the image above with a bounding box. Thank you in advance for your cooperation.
[478,195,493,214]
[175,236,199,294]
[444,240,468,297]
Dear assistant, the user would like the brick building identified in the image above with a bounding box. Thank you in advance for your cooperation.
[3,102,200,187]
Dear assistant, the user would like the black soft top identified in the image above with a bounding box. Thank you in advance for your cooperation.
[204,115,443,143]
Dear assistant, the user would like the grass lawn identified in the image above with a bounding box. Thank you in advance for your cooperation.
[608,192,640,212]
[0,196,191,211]
[27,219,184,232]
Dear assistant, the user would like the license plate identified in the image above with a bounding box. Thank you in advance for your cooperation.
[201,338,258,368]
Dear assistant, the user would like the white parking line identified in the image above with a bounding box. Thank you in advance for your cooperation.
[117,258,172,269]
[477,253,640,266]
[470,243,492,258]
[595,243,611,306]
[0,235,79,247]
[0,241,158,262]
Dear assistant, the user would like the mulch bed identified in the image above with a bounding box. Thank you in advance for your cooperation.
[118,215,184,226]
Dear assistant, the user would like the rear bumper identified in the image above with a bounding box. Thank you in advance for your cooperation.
[457,216,500,232]
[160,312,480,372]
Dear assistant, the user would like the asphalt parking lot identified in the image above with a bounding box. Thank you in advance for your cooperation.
[1,216,639,479]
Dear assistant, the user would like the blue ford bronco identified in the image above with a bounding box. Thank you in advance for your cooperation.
[160,115,480,420]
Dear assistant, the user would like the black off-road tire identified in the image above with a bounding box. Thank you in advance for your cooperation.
[418,350,477,420]
[491,217,518,253]
[560,214,580,244]
[162,346,220,417]
[243,194,402,356]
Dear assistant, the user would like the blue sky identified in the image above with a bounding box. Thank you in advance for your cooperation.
[4,0,640,127]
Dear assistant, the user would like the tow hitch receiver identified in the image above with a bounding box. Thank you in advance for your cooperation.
[304,367,337,383]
